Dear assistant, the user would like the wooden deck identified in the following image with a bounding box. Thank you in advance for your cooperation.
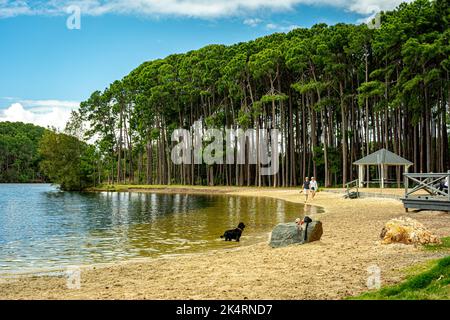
[402,196,450,212]
[401,172,450,212]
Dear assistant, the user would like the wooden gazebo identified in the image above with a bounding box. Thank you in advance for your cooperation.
[353,149,413,188]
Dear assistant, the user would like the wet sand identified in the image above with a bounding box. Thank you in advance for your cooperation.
[0,188,449,300]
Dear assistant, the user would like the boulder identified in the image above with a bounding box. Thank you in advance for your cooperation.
[269,221,323,248]
[304,221,323,243]
[380,217,441,245]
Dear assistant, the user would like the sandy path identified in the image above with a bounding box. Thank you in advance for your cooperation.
[0,189,448,300]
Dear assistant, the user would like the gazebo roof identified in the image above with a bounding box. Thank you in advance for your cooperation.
[353,148,413,166]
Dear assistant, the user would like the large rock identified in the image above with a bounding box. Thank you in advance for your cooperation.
[269,221,323,248]
[380,217,441,245]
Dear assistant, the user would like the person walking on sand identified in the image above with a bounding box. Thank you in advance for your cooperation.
[300,177,310,202]
[310,177,318,200]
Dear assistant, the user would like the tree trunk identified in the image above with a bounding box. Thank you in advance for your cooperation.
[340,81,347,187]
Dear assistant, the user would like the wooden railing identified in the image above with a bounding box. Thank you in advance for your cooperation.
[363,179,403,187]
[404,171,450,201]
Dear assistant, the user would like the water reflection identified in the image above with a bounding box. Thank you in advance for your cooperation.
[0,184,320,274]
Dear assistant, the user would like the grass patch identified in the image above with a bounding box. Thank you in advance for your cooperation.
[424,237,450,252]
[350,255,450,300]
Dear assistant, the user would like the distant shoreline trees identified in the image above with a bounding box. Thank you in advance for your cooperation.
[0,121,98,191]
[38,130,96,191]
[0,121,96,190]
[0,122,46,183]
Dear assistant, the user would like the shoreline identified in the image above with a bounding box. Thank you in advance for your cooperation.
[0,241,265,280]
[88,184,305,193]
[1,187,449,299]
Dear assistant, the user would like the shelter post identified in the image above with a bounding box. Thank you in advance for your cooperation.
[358,165,364,188]
[404,169,409,198]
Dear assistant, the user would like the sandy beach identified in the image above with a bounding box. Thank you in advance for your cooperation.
[0,188,449,300]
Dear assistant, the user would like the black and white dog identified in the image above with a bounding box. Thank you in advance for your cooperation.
[220,222,246,242]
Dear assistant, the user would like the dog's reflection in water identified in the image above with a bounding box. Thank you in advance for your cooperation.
[220,222,246,242]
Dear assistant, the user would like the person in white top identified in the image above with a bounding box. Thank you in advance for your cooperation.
[440,176,449,193]
[310,177,318,199]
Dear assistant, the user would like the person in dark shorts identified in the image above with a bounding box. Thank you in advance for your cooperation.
[300,177,310,202]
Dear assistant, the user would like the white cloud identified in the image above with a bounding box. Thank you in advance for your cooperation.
[0,0,415,19]
[356,11,381,25]
[0,99,80,130]
[244,18,262,27]
[266,23,300,32]
[0,0,31,18]
[20,99,80,110]
[347,0,412,15]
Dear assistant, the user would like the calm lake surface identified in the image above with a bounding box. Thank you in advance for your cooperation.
[0,184,314,275]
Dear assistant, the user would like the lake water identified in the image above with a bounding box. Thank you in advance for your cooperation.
[0,184,314,275]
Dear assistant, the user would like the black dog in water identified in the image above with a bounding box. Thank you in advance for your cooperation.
[220,222,246,242]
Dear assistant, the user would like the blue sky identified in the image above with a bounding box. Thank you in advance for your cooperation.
[0,0,411,129]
